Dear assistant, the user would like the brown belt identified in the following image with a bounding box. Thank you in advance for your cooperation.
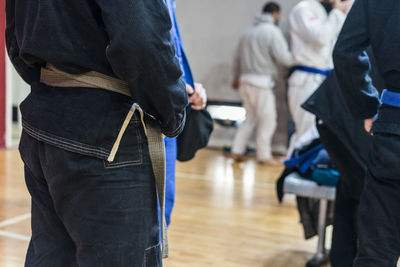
[40,64,169,258]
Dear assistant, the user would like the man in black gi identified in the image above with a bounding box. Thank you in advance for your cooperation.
[333,0,400,266]
[304,49,385,266]
[5,0,188,266]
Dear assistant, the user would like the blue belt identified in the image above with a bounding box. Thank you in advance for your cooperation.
[295,66,332,76]
[381,89,400,108]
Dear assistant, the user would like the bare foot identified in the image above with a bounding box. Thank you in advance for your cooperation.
[229,154,247,162]
[258,158,282,166]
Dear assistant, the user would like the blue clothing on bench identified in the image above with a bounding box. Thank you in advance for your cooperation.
[284,144,324,174]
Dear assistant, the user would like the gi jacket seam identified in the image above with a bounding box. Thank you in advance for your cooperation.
[22,120,110,160]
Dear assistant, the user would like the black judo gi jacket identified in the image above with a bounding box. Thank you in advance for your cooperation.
[303,49,385,171]
[333,0,400,136]
[5,0,188,137]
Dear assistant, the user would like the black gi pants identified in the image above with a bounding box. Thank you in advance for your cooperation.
[19,126,162,266]
[354,133,400,267]
[317,123,365,267]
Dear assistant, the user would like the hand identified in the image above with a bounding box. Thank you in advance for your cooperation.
[332,0,354,14]
[364,118,373,134]
[231,80,240,90]
[186,83,207,110]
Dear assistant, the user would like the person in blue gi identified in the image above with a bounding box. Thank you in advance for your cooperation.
[164,0,207,226]
[333,0,400,266]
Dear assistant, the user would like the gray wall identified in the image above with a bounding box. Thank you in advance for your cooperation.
[176,0,299,151]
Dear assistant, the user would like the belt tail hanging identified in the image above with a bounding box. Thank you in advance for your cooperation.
[145,118,168,258]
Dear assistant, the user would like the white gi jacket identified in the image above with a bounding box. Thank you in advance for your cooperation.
[287,0,347,155]
[290,0,346,69]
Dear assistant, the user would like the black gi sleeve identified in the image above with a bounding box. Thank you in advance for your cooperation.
[333,0,380,120]
[95,0,188,137]
[5,0,40,84]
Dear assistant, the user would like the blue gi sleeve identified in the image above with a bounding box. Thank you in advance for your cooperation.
[333,0,380,120]
[95,0,188,137]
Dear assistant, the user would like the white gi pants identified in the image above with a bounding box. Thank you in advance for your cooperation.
[287,71,326,154]
[231,83,277,161]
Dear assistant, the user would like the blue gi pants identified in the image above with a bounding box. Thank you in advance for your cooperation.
[164,137,177,226]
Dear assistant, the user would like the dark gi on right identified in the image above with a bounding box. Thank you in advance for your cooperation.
[333,0,400,266]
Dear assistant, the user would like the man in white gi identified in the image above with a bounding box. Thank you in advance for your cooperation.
[230,2,292,165]
[288,0,352,153]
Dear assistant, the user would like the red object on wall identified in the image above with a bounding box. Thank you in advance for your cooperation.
[0,0,7,147]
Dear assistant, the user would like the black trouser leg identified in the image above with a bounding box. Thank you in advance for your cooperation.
[330,180,359,267]
[23,166,78,267]
[317,123,365,267]
[354,133,400,267]
[20,125,162,267]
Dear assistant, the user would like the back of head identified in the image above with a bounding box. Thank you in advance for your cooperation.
[262,2,280,14]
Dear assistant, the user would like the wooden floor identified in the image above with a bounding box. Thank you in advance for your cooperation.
[0,148,323,267]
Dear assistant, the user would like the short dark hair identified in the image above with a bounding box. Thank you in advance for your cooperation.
[262,2,280,14]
